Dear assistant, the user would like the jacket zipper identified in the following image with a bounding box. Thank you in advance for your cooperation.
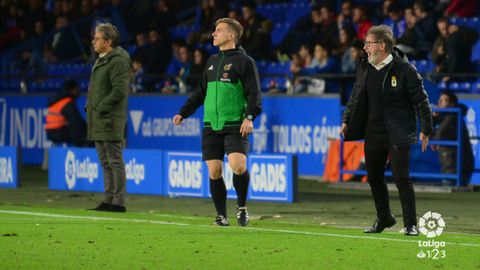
[215,52,225,128]
[381,63,396,149]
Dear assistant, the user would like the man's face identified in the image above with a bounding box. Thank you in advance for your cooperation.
[179,47,190,63]
[438,21,448,37]
[92,31,110,54]
[438,94,452,108]
[364,34,384,65]
[212,23,233,47]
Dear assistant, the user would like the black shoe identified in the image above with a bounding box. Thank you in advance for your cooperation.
[109,204,126,212]
[213,215,230,226]
[237,207,249,227]
[364,215,396,233]
[88,202,126,212]
[88,202,112,211]
[404,225,419,236]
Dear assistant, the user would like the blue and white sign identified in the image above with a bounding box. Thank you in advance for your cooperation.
[0,96,51,164]
[165,151,297,202]
[49,147,164,194]
[164,152,208,197]
[124,149,163,195]
[128,96,204,151]
[0,146,19,188]
[49,147,103,192]
[248,154,296,202]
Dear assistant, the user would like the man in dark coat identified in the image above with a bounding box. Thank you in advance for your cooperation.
[87,23,131,212]
[340,25,433,236]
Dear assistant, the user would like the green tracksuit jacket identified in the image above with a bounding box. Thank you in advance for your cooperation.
[178,46,262,131]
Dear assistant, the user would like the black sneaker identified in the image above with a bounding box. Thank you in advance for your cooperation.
[237,207,249,226]
[213,215,230,226]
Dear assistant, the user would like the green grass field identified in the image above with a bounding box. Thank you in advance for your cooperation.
[0,166,479,269]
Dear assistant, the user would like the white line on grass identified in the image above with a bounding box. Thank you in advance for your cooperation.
[0,210,479,247]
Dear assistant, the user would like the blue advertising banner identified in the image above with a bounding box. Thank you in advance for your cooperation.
[127,96,204,151]
[0,96,51,164]
[48,147,164,194]
[164,151,208,197]
[164,151,296,202]
[124,149,163,195]
[247,154,296,202]
[127,95,340,176]
[49,147,103,192]
[0,146,19,188]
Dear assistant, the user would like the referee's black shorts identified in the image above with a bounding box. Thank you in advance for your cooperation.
[202,127,249,161]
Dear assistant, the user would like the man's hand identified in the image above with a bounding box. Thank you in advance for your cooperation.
[172,115,183,125]
[420,132,429,152]
[339,123,347,138]
[240,119,253,137]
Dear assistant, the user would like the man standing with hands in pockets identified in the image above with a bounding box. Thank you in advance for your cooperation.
[340,25,432,236]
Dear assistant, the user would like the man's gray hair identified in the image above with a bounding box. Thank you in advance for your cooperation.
[366,25,394,53]
[95,23,120,48]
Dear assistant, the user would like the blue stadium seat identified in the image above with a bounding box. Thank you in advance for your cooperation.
[271,23,291,46]
[437,81,447,90]
[472,81,480,93]
[171,25,194,39]
[449,82,471,92]
[256,61,268,75]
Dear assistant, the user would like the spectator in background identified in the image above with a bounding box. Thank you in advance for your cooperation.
[290,44,313,74]
[241,3,267,51]
[342,39,364,73]
[148,0,176,34]
[431,17,450,75]
[42,43,59,65]
[293,42,341,94]
[16,49,47,92]
[51,15,82,61]
[395,7,418,58]
[445,0,478,18]
[412,0,438,58]
[163,44,192,93]
[352,5,373,41]
[244,20,272,61]
[45,79,88,147]
[128,32,150,63]
[131,56,151,92]
[431,91,474,186]
[314,4,339,50]
[144,29,170,74]
[383,3,406,39]
[442,24,479,82]
[334,25,357,58]
[185,48,208,91]
[337,0,354,30]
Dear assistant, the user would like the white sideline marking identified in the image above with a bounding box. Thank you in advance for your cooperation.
[0,210,479,247]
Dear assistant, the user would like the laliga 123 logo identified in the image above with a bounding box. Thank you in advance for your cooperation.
[419,211,445,238]
[417,211,447,260]
[65,150,76,189]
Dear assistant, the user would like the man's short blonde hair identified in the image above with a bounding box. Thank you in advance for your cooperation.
[215,18,243,43]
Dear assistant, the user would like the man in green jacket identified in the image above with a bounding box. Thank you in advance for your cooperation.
[173,18,262,227]
[87,23,131,212]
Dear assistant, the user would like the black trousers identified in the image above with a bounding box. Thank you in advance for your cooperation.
[364,132,417,227]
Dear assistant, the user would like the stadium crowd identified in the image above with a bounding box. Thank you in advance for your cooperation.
[1,0,479,93]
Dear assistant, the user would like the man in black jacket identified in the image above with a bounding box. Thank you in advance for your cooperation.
[340,25,433,236]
